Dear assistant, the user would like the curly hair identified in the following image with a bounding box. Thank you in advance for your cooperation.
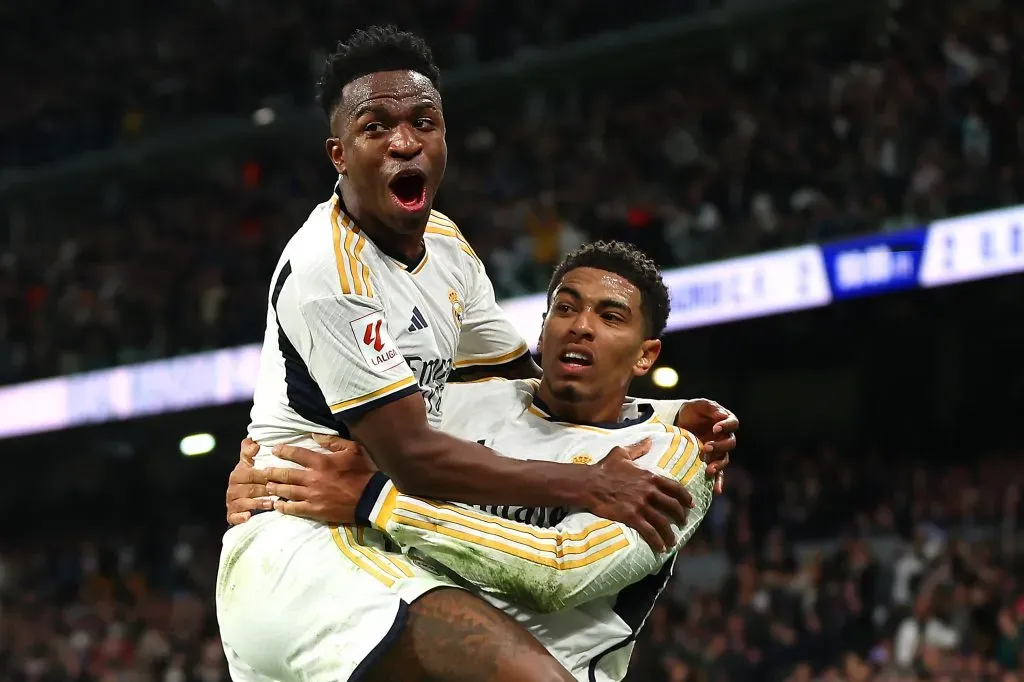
[315,25,441,120]
[547,241,670,338]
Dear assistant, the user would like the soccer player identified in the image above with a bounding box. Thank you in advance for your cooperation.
[221,25,738,682]
[222,241,715,681]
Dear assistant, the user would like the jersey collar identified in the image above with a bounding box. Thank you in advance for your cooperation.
[333,181,428,272]
[529,393,655,430]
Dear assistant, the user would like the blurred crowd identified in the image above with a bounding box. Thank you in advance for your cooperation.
[3,0,698,166]
[2,447,1021,682]
[2,0,1023,385]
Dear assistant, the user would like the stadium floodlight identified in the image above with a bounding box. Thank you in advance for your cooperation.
[651,366,679,389]
[180,433,216,457]
[252,107,276,126]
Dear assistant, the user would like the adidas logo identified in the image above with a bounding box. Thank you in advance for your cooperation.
[407,306,428,332]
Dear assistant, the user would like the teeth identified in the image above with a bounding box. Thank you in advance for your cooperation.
[562,352,589,363]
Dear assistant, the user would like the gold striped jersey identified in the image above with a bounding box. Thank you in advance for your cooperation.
[248,185,528,448]
[355,378,716,682]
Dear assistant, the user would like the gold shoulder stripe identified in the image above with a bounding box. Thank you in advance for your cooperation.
[391,511,629,570]
[412,497,613,542]
[331,203,352,295]
[331,199,374,297]
[428,210,458,227]
[656,424,684,469]
[393,500,620,556]
[425,216,483,264]
[669,432,701,480]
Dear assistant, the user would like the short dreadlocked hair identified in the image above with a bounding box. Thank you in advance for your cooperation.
[547,241,670,338]
[315,25,441,121]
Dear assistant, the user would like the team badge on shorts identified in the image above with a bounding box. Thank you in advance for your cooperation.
[571,454,593,465]
[449,289,464,330]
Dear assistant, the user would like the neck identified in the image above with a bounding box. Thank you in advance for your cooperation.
[339,182,427,264]
[535,379,628,425]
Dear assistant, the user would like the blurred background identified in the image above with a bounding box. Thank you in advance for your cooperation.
[2,0,1024,680]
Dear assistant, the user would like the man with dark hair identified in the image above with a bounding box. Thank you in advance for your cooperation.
[218,24,738,682]
[223,241,715,681]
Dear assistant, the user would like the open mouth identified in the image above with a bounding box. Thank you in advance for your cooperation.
[558,349,594,369]
[388,170,427,213]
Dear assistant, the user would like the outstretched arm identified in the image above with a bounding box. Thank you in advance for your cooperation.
[360,429,714,613]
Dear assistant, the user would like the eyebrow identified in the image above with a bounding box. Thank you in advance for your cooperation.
[352,101,439,120]
[554,286,632,313]
[352,104,392,121]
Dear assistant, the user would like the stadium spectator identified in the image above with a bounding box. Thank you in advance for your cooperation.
[2,0,1021,384]
[3,449,1021,681]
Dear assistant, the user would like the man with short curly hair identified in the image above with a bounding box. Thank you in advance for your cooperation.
[217,26,738,682]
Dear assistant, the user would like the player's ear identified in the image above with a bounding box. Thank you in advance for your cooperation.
[536,310,548,350]
[325,137,346,175]
[633,338,661,377]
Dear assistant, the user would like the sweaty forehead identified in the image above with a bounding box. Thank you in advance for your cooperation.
[341,70,440,115]
[556,267,640,307]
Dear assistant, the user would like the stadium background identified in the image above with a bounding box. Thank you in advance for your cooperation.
[2,0,1023,680]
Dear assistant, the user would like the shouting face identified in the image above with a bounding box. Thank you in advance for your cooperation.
[326,69,447,234]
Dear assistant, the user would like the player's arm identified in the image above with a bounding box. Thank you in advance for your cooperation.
[290,291,689,549]
[361,430,714,614]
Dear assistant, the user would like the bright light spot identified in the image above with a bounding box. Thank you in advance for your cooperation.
[252,107,276,126]
[652,366,679,389]
[180,433,216,457]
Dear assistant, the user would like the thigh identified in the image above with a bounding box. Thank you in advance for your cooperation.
[223,642,285,682]
[217,514,457,682]
[363,587,576,682]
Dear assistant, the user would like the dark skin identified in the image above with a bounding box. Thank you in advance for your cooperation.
[229,264,709,681]
[327,69,446,260]
[226,68,724,682]
[537,267,663,424]
[311,68,700,537]
[365,588,575,682]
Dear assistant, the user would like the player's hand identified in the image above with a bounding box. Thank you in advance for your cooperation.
[226,438,271,526]
[675,399,738,495]
[263,440,377,524]
[225,435,364,525]
[585,438,694,554]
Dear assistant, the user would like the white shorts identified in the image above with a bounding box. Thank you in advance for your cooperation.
[216,511,460,682]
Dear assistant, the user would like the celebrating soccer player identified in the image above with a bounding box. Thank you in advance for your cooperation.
[217,25,738,682]
[222,241,717,681]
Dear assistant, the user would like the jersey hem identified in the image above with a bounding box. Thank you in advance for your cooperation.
[332,381,420,421]
[453,342,529,369]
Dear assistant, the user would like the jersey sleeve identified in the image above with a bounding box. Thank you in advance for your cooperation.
[355,428,714,613]
[286,293,419,421]
[454,253,529,370]
[632,398,687,425]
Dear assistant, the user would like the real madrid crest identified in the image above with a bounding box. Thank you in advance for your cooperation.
[448,289,465,330]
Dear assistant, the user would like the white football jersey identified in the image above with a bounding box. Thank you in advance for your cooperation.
[357,378,716,682]
[248,185,529,451]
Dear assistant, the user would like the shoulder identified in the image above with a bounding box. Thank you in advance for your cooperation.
[622,419,703,477]
[445,377,535,411]
[285,198,378,303]
[424,210,483,271]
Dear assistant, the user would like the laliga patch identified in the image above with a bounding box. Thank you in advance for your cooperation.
[350,311,404,372]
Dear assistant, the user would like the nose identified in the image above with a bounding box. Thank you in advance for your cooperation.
[568,308,596,340]
[389,122,422,160]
